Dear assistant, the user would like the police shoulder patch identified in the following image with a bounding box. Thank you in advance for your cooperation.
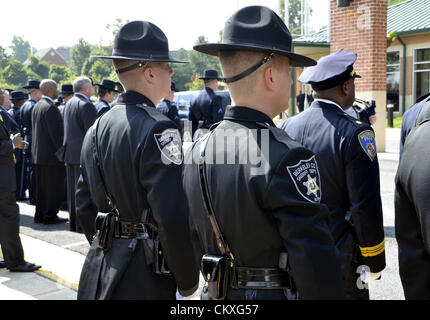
[358,130,377,161]
[286,155,322,203]
[154,128,183,165]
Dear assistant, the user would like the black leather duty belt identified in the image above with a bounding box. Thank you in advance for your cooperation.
[114,221,150,239]
[232,267,292,289]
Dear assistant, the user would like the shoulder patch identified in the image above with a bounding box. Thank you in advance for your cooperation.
[154,128,183,165]
[286,155,321,203]
[358,130,377,161]
[0,113,3,122]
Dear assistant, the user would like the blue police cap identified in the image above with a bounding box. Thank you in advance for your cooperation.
[298,49,361,91]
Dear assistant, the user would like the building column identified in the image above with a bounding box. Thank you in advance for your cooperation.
[330,0,388,151]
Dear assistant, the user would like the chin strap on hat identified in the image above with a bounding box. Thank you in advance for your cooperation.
[115,61,147,74]
[221,53,274,84]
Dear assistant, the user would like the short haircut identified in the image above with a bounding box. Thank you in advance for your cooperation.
[218,51,284,97]
[73,77,92,93]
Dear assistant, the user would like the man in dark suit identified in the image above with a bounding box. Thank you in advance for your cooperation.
[188,69,224,136]
[156,81,181,129]
[62,77,97,232]
[8,91,29,200]
[94,79,120,117]
[0,89,41,272]
[31,80,67,225]
[21,80,43,205]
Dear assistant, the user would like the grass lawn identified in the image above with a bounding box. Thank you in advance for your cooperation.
[387,116,402,128]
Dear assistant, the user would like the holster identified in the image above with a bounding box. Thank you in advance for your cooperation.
[95,212,118,251]
[201,254,232,300]
[153,236,171,275]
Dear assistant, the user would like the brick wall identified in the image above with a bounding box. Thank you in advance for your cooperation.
[330,0,387,92]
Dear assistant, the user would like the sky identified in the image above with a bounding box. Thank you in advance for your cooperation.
[0,0,329,53]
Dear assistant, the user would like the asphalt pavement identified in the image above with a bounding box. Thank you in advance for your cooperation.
[0,128,405,300]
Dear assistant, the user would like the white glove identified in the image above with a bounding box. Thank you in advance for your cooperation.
[360,269,382,284]
[176,289,184,300]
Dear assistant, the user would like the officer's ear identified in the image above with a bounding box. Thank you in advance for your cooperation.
[143,66,156,83]
[263,66,276,91]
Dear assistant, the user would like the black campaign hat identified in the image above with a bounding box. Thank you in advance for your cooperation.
[94,79,121,93]
[23,80,40,89]
[194,6,316,67]
[61,84,74,94]
[10,91,28,101]
[93,20,186,64]
[199,69,220,80]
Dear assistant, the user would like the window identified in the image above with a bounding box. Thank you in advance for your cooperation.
[387,51,400,112]
[414,48,430,102]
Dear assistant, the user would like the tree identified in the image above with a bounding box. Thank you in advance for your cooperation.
[89,60,112,84]
[9,36,31,63]
[49,65,73,84]
[187,74,204,91]
[70,38,92,75]
[106,18,130,37]
[188,36,221,81]
[388,0,406,5]
[27,55,50,79]
[171,49,194,91]
[2,60,28,86]
[281,0,313,37]
[0,46,9,69]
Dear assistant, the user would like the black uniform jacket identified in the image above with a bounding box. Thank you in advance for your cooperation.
[0,106,20,134]
[278,100,385,273]
[19,99,36,148]
[183,106,345,300]
[31,98,64,166]
[76,91,199,299]
[0,115,16,195]
[395,117,430,299]
[156,99,181,129]
[63,94,97,165]
[94,99,111,118]
[188,87,224,134]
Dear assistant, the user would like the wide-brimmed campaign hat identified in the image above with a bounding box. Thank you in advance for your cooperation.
[10,91,28,100]
[23,80,40,89]
[60,84,74,94]
[194,6,316,68]
[94,79,121,92]
[199,69,221,80]
[93,20,186,65]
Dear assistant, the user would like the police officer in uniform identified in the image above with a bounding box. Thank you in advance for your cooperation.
[57,84,74,117]
[94,79,120,117]
[75,20,199,300]
[184,6,345,300]
[8,91,29,200]
[188,69,224,137]
[20,80,42,205]
[156,81,181,129]
[0,91,41,273]
[278,49,386,300]
[395,106,430,299]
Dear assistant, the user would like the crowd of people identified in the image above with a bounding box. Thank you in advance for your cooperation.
[1,4,430,301]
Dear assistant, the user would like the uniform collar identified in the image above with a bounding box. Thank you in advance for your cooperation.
[98,98,109,106]
[42,95,55,105]
[223,106,276,127]
[312,99,346,114]
[205,87,215,94]
[117,91,155,108]
[75,93,91,103]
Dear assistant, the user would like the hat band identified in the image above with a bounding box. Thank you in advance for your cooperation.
[116,61,147,74]
[221,53,274,84]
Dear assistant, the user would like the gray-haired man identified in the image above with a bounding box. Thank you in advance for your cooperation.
[62,77,97,232]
